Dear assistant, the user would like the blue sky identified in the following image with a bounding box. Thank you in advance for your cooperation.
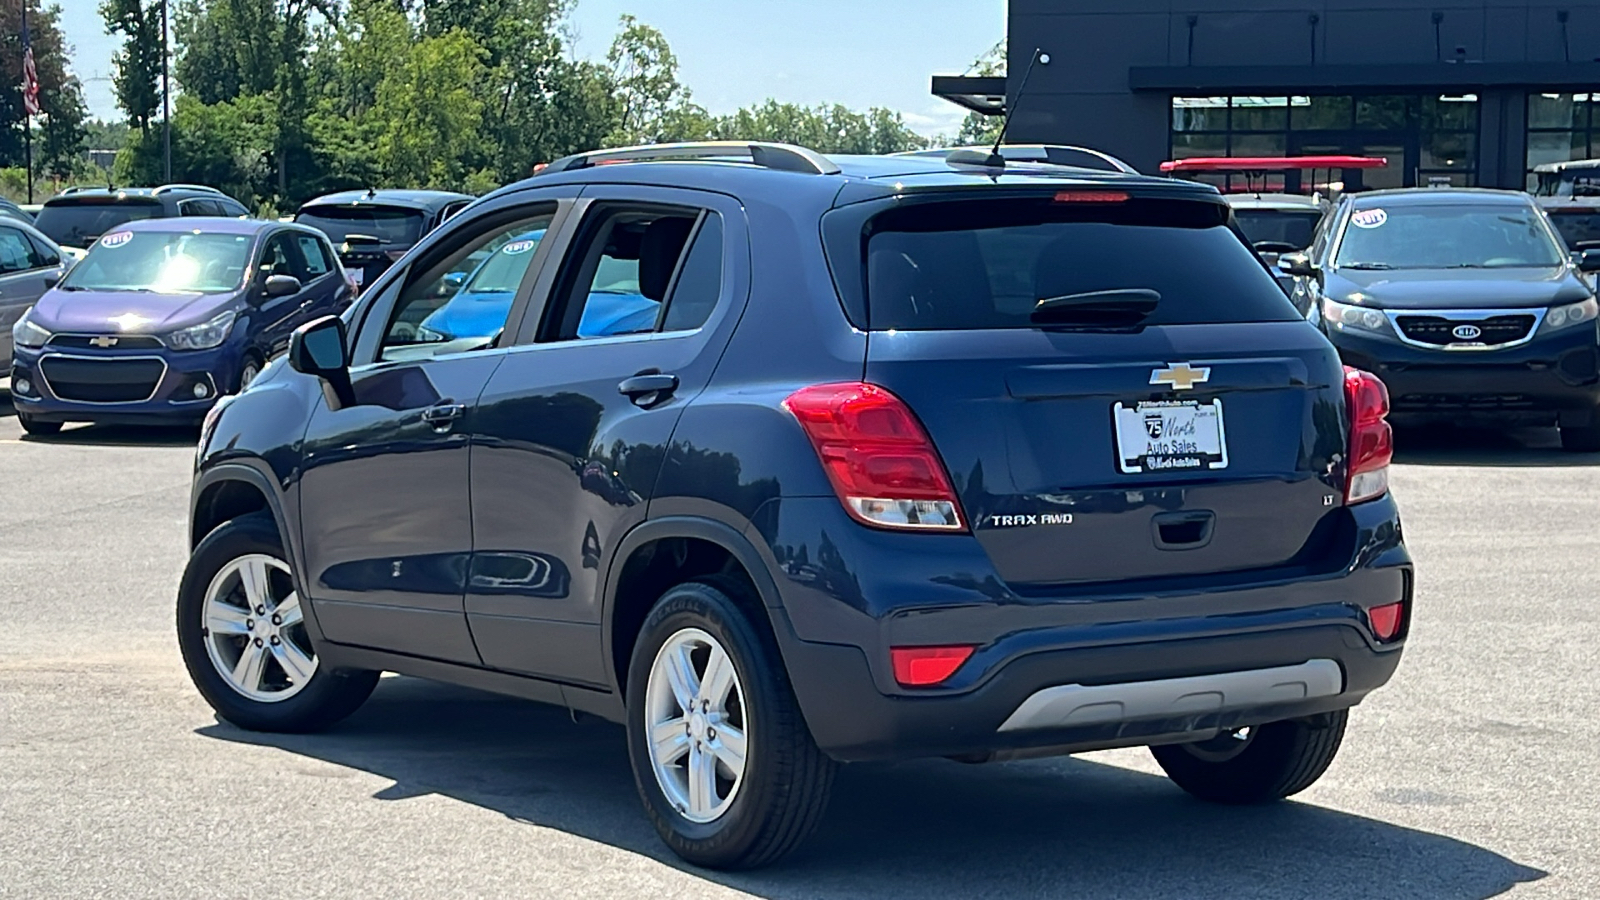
[62,0,1003,138]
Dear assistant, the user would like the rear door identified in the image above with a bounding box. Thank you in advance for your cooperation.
[835,190,1349,590]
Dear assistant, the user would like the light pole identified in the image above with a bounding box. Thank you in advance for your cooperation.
[161,0,171,181]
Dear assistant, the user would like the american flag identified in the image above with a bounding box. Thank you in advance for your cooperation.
[20,15,40,116]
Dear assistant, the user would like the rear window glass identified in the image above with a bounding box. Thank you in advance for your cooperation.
[1232,208,1323,250]
[294,206,425,248]
[1545,209,1600,247]
[35,200,163,249]
[858,197,1299,330]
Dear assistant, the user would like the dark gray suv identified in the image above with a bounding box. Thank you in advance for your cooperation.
[33,184,249,250]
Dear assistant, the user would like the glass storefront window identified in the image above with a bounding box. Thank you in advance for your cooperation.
[1355,96,1410,130]
[1229,97,1290,132]
[1291,95,1352,130]
[1172,97,1230,132]
[1171,132,1227,159]
[1421,133,1476,170]
[1526,92,1600,189]
[1230,133,1288,156]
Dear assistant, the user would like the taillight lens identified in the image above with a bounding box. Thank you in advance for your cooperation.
[1368,601,1405,642]
[1343,367,1393,504]
[890,646,976,686]
[783,383,965,531]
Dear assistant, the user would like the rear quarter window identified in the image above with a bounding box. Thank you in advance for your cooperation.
[831,195,1300,331]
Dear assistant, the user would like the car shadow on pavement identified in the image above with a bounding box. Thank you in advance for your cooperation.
[200,677,1544,900]
[1393,424,1600,467]
[2,385,199,446]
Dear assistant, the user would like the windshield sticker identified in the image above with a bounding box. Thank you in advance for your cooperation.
[100,231,134,248]
[1351,209,1387,229]
[501,239,538,255]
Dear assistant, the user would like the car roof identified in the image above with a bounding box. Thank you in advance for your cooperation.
[109,217,284,236]
[298,189,473,212]
[43,185,228,203]
[1224,193,1325,210]
[1348,187,1533,207]
[502,151,1219,208]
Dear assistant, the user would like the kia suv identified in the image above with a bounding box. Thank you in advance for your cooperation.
[1281,188,1600,450]
[177,142,1411,869]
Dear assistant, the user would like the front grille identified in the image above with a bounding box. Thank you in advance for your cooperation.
[39,357,165,402]
[1394,315,1535,346]
[46,334,164,351]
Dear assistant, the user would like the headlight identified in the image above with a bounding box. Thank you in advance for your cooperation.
[1321,297,1389,334]
[12,314,50,349]
[1539,297,1599,333]
[168,309,238,351]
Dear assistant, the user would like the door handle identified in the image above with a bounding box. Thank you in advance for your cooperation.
[421,401,466,432]
[618,370,679,407]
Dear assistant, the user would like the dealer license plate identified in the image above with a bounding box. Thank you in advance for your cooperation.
[1113,399,1229,474]
[347,267,364,286]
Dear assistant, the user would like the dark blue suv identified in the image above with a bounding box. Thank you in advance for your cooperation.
[176,142,1411,868]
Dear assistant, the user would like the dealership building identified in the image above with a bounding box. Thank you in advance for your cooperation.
[934,1,1600,190]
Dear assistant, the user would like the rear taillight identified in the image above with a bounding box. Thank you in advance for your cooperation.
[1343,366,1393,504]
[782,382,965,531]
[1368,601,1405,642]
[890,646,976,687]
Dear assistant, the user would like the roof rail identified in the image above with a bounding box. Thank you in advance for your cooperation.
[540,141,841,176]
[154,183,226,196]
[59,184,112,195]
[899,144,1138,175]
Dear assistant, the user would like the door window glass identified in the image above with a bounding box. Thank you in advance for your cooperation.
[296,235,331,276]
[660,215,723,332]
[0,227,41,274]
[258,234,295,281]
[543,206,709,341]
[379,209,555,358]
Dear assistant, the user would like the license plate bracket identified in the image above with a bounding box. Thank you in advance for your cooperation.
[1113,399,1229,474]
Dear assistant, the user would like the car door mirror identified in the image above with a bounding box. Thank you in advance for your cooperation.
[289,315,356,409]
[264,274,302,297]
[1277,251,1319,278]
[1578,249,1600,273]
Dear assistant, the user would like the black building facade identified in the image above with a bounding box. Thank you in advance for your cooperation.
[935,1,1600,190]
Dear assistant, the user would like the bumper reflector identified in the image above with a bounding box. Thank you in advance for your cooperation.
[890,645,976,687]
[1368,601,1405,642]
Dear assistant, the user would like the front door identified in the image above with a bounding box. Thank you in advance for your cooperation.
[465,187,746,686]
[297,200,565,663]
[0,225,59,367]
[250,231,310,357]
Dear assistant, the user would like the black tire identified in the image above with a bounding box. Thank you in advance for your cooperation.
[1150,710,1348,805]
[177,512,378,733]
[1559,421,1600,452]
[235,353,264,393]
[16,413,62,435]
[625,579,836,869]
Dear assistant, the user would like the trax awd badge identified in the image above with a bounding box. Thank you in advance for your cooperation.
[1150,363,1211,391]
[987,513,1074,528]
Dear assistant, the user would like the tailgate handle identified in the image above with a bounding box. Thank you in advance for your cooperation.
[1153,511,1215,550]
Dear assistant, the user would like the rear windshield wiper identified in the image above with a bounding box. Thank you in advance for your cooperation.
[1031,289,1160,326]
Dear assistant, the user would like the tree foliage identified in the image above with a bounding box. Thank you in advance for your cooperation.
[1,0,89,178]
[101,3,934,209]
[957,39,1005,147]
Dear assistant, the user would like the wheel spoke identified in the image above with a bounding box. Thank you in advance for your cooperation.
[652,718,691,767]
[231,642,268,692]
[270,640,315,684]
[205,600,250,636]
[699,646,736,710]
[709,722,746,776]
[687,743,718,817]
[238,557,271,611]
[274,592,303,628]
[664,644,700,713]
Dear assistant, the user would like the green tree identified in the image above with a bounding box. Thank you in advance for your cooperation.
[710,101,927,154]
[99,0,162,135]
[606,15,689,146]
[2,0,88,180]
[370,29,490,190]
[955,39,1005,147]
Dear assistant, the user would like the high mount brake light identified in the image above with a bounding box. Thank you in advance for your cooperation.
[1053,191,1130,203]
[1343,367,1393,504]
[890,646,976,687]
[783,383,965,531]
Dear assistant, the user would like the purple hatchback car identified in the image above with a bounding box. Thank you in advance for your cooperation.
[9,217,351,434]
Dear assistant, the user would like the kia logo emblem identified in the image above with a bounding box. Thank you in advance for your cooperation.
[1452,324,1483,340]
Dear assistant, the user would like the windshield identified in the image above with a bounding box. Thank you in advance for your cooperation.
[460,233,544,293]
[1232,208,1323,250]
[856,196,1298,330]
[60,231,253,294]
[1335,205,1564,269]
[34,200,162,249]
[294,205,425,247]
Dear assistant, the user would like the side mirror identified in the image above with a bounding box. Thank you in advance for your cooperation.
[1278,251,1319,278]
[1579,249,1600,273]
[1573,240,1600,252]
[288,316,356,409]
[442,271,467,291]
[264,274,302,297]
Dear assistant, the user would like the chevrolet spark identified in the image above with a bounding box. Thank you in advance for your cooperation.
[178,142,1411,869]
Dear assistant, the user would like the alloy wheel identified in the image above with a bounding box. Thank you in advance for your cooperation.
[645,627,749,824]
[201,553,317,702]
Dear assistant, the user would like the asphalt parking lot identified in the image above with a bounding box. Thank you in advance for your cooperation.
[1,391,1595,900]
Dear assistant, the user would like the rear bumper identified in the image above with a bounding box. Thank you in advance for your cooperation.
[1329,325,1600,424]
[760,493,1410,762]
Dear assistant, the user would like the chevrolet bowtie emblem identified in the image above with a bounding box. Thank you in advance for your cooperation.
[1150,362,1211,391]
[89,336,119,348]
